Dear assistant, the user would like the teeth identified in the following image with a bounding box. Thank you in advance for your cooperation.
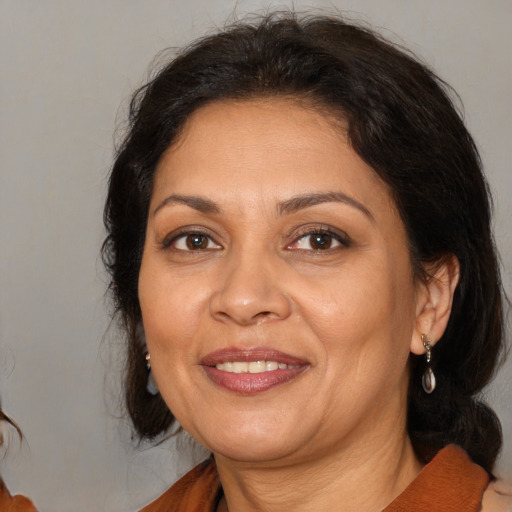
[249,361,266,373]
[215,361,299,373]
[231,362,248,373]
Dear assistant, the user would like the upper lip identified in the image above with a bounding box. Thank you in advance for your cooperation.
[200,347,307,367]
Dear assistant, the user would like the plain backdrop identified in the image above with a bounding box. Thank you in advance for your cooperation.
[0,1,510,510]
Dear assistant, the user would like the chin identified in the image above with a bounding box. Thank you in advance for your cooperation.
[187,415,309,463]
[211,437,300,463]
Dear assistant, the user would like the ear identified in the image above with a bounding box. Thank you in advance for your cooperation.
[410,255,460,355]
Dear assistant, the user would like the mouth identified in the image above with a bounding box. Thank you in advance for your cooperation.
[200,347,309,395]
[214,361,301,373]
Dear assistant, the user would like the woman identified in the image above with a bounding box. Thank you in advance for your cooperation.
[103,13,511,511]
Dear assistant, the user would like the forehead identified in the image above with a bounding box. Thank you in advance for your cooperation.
[152,98,395,217]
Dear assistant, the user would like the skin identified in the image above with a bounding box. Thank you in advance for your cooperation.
[138,98,459,511]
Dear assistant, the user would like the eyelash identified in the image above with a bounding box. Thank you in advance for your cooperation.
[162,228,222,251]
[161,226,351,253]
[287,227,351,252]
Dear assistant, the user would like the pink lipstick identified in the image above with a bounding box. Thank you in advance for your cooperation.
[200,347,308,395]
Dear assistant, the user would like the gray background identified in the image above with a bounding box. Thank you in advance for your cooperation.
[0,1,510,510]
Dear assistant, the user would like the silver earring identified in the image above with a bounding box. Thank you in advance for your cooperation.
[145,352,159,395]
[421,334,436,394]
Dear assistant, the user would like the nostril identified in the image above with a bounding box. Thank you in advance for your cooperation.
[209,276,292,325]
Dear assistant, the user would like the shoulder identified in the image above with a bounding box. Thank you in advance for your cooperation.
[0,480,37,512]
[139,458,220,512]
[9,495,38,511]
[481,480,512,512]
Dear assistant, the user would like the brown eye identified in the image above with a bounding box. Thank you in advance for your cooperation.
[170,232,222,251]
[186,234,209,250]
[293,232,341,251]
[309,233,333,250]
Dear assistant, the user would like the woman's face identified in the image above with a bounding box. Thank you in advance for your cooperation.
[139,98,424,463]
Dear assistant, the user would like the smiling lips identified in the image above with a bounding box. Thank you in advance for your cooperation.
[201,348,308,395]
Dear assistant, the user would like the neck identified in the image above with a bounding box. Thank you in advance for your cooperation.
[215,421,422,512]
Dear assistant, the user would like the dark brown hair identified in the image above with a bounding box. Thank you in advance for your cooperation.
[103,12,506,472]
[0,401,22,452]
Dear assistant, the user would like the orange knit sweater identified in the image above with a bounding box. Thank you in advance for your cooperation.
[140,444,489,512]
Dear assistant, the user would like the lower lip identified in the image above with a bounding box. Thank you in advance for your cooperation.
[202,366,308,395]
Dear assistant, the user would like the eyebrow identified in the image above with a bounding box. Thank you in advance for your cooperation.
[153,191,373,221]
[278,192,374,221]
[153,194,222,216]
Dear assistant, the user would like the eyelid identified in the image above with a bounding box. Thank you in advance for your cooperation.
[161,225,222,250]
[286,224,351,250]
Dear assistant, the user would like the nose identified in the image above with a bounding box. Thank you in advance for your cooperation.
[209,251,292,326]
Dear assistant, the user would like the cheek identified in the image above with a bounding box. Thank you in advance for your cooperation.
[296,257,415,370]
[298,262,404,333]
[138,259,208,355]
[138,262,210,415]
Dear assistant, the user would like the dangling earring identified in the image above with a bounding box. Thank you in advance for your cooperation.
[145,352,159,395]
[421,334,436,394]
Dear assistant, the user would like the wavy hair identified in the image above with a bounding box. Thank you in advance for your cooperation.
[103,12,506,472]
